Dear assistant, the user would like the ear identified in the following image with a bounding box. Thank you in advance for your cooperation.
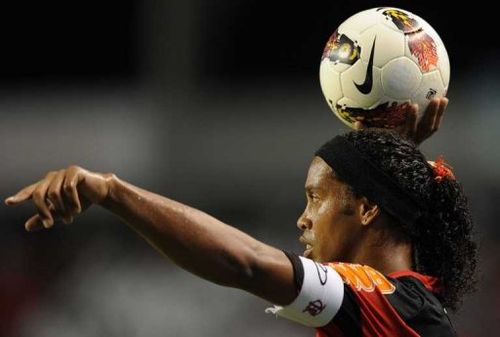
[357,197,380,226]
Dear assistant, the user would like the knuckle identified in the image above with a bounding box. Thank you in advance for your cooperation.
[45,171,56,178]
[47,190,58,200]
[32,190,44,201]
[67,165,81,172]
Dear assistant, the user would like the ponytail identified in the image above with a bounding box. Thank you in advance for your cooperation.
[343,129,478,311]
[415,176,477,310]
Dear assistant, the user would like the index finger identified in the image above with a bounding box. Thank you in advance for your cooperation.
[403,103,418,140]
[5,183,38,205]
[432,97,449,132]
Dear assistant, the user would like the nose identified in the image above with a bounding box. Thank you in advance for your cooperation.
[297,211,312,231]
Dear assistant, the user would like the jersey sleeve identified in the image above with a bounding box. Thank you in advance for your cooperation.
[319,263,426,337]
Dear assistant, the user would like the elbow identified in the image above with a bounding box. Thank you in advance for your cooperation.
[216,243,278,292]
[210,243,296,305]
[211,246,258,289]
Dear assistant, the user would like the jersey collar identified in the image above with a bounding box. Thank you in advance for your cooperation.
[388,270,441,293]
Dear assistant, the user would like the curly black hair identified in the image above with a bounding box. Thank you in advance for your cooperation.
[342,129,477,311]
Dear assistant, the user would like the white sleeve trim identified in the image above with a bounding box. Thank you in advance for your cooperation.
[265,256,344,327]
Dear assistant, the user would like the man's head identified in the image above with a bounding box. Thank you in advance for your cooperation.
[297,156,381,263]
[297,129,477,310]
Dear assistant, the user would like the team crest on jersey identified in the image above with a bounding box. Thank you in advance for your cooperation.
[330,263,396,294]
[302,300,326,317]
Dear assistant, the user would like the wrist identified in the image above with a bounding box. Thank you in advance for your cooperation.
[100,173,121,209]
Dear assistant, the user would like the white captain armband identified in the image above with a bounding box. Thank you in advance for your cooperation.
[265,255,344,327]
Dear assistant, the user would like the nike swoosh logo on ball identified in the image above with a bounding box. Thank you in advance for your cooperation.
[354,37,376,95]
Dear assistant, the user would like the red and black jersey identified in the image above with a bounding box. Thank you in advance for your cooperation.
[268,255,456,337]
[318,263,456,337]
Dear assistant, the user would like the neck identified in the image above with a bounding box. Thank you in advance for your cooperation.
[348,230,413,275]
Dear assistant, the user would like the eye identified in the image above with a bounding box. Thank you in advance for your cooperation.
[308,193,321,201]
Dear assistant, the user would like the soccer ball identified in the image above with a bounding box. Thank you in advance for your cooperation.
[319,7,449,129]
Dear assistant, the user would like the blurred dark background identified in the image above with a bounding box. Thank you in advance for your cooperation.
[1,1,499,336]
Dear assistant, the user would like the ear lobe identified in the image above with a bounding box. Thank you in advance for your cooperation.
[359,197,380,226]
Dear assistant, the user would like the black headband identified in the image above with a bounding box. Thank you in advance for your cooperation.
[315,136,426,225]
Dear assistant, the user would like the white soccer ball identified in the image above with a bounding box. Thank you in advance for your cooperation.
[319,7,450,129]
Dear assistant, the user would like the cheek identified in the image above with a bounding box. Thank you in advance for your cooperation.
[315,198,339,223]
[314,199,353,259]
[313,200,339,240]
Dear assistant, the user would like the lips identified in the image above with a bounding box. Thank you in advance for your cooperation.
[300,236,314,258]
[304,245,313,258]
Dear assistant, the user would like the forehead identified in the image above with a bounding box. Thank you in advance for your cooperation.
[305,156,337,189]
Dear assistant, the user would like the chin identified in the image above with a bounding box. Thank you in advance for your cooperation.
[307,251,324,262]
[305,248,333,263]
[319,252,340,263]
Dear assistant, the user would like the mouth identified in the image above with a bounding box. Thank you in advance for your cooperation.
[304,244,313,258]
[300,236,314,258]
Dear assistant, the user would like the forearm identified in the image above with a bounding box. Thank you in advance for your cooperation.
[101,175,294,303]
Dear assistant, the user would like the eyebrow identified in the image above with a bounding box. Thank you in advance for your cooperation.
[305,185,323,193]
